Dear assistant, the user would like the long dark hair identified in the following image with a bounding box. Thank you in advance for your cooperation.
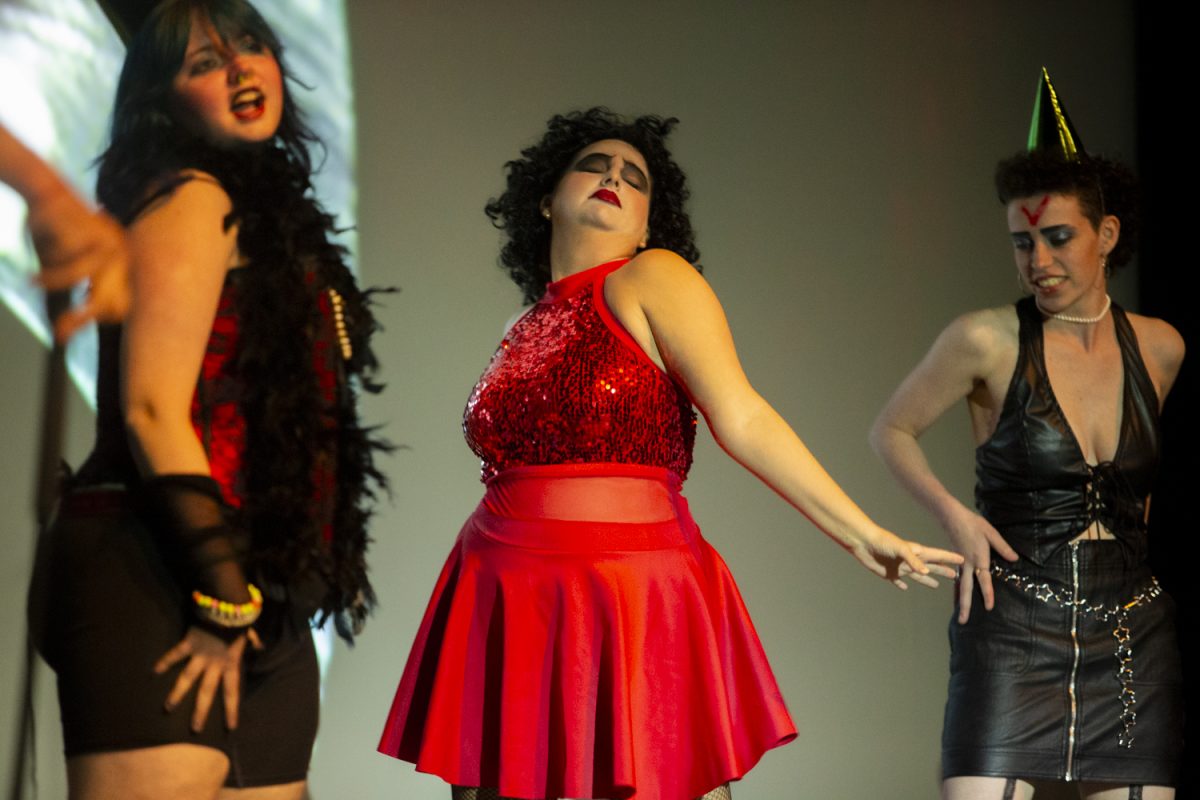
[485,108,702,304]
[97,0,387,642]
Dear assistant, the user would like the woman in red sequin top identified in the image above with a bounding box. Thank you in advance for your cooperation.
[378,108,962,800]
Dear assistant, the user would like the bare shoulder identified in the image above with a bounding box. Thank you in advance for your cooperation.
[128,169,240,282]
[1126,311,1186,383]
[602,249,720,372]
[159,169,233,211]
[131,169,234,228]
[609,248,707,296]
[935,304,1018,367]
[609,248,700,286]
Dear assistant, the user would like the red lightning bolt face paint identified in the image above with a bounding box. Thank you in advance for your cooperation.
[1020,195,1051,226]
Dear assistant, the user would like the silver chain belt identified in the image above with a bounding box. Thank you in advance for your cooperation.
[990,562,1162,749]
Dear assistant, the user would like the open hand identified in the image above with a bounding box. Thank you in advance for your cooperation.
[847,525,964,590]
[155,625,263,732]
[28,184,130,341]
[939,502,1019,623]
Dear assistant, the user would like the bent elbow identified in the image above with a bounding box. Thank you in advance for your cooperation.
[867,418,888,456]
[124,401,156,442]
[124,397,177,446]
[703,402,754,453]
[868,416,902,460]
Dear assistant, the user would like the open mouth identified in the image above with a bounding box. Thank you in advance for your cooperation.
[230,88,265,121]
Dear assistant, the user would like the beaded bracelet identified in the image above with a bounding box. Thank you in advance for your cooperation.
[192,583,263,629]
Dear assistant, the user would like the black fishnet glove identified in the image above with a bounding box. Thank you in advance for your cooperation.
[141,474,253,639]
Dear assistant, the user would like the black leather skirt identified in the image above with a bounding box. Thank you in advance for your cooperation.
[942,540,1183,785]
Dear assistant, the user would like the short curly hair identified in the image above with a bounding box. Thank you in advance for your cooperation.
[995,150,1138,271]
[485,108,701,303]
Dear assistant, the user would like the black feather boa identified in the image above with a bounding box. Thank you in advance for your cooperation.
[111,138,389,643]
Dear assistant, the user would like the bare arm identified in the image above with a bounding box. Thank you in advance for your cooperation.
[0,122,130,340]
[1127,313,1186,405]
[121,173,257,731]
[869,309,1020,621]
[609,250,962,588]
[122,174,236,475]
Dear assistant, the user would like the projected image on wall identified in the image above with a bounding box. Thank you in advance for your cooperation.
[0,0,356,400]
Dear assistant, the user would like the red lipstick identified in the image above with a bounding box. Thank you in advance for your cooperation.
[590,189,621,208]
[234,103,265,121]
[231,89,265,121]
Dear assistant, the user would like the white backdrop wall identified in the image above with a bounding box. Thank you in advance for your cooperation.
[0,1,1136,797]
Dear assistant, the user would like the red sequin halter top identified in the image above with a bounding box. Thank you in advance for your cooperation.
[463,258,697,482]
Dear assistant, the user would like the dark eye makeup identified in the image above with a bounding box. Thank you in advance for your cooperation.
[574,153,609,173]
[1043,226,1074,247]
[187,50,222,75]
[573,152,649,193]
[621,164,648,192]
[236,35,264,53]
[1009,225,1077,253]
[183,33,266,77]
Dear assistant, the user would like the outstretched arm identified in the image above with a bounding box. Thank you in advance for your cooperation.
[609,250,962,588]
[0,122,129,340]
[869,309,1020,622]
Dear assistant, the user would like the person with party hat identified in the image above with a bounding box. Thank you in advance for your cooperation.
[870,68,1184,798]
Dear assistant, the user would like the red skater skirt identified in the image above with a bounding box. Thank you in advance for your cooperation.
[378,463,796,799]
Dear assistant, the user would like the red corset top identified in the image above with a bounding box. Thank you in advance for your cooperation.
[190,279,246,506]
[463,258,697,482]
[189,274,340,539]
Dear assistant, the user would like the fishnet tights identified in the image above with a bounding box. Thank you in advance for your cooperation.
[451,783,732,800]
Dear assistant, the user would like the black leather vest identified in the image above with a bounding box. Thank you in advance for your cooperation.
[974,297,1160,566]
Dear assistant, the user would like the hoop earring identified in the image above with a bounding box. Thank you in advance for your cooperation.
[1016,270,1031,295]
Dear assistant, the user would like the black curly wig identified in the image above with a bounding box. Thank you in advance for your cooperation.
[995,150,1138,271]
[485,108,701,304]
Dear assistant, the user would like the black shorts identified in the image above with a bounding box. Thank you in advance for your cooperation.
[28,489,319,788]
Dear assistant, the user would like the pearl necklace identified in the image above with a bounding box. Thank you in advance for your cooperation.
[1037,294,1112,325]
